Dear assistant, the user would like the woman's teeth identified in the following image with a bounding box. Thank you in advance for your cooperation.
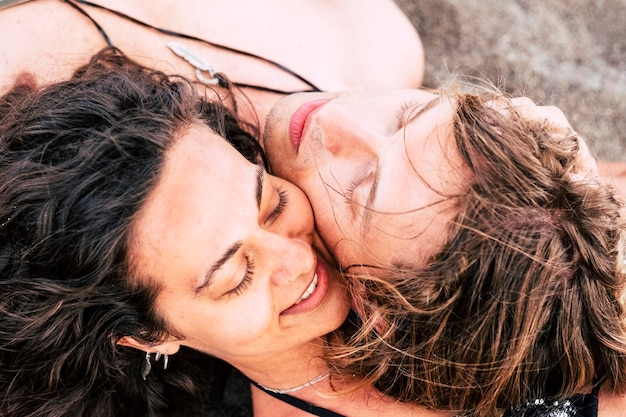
[296,273,318,304]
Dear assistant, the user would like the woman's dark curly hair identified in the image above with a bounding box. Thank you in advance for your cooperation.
[0,47,264,417]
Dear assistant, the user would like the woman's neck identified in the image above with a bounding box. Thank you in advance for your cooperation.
[233,339,452,417]
[232,339,329,392]
[252,379,455,417]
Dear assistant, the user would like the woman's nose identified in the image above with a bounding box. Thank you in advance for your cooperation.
[260,233,315,286]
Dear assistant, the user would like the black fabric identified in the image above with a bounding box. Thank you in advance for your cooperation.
[504,387,600,417]
[252,378,602,417]
[249,379,346,417]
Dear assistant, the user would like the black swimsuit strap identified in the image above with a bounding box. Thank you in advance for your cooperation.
[64,0,113,46]
[249,379,347,417]
[65,0,322,95]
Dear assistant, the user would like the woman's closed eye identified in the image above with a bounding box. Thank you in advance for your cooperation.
[222,185,288,298]
[220,180,290,298]
[265,185,289,223]
[224,254,255,298]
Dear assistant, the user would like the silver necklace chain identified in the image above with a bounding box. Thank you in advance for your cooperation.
[257,372,330,395]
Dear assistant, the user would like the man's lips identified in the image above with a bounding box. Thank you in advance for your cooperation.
[288,99,330,153]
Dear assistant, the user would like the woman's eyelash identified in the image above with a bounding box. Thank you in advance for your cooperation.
[225,185,286,298]
[266,186,289,223]
[226,255,254,297]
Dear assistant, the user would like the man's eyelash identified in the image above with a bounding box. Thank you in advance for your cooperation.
[226,255,254,297]
[396,100,420,127]
[266,186,289,223]
[344,175,367,206]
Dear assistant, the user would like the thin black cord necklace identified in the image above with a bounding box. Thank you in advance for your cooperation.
[65,0,322,95]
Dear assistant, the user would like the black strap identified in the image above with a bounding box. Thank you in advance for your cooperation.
[65,0,321,95]
[249,379,347,417]
[65,0,113,46]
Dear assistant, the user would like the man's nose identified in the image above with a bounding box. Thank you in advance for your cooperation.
[312,105,379,158]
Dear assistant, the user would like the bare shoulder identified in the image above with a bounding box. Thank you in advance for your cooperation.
[158,0,425,90]
[0,0,424,98]
[0,0,104,91]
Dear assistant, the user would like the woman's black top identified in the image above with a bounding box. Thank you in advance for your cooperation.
[252,377,600,417]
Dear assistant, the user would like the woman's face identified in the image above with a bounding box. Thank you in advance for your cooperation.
[263,89,468,270]
[129,123,349,368]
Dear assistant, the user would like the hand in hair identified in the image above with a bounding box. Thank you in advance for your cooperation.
[509,97,600,181]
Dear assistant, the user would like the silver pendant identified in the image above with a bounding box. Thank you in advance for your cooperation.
[167,42,220,85]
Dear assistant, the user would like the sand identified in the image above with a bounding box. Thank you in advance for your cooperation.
[399,0,626,159]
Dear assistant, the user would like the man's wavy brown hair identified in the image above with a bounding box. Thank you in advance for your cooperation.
[326,92,626,416]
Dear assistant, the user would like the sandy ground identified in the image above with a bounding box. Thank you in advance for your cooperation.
[399,0,626,160]
[190,1,626,415]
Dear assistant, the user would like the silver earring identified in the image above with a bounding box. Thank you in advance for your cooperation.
[154,351,169,370]
[141,351,152,380]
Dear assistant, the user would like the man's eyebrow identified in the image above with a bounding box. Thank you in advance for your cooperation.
[362,168,381,233]
[360,99,439,230]
[256,165,264,210]
[360,97,446,232]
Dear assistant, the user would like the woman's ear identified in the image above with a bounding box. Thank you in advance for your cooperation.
[118,336,182,380]
[117,336,181,356]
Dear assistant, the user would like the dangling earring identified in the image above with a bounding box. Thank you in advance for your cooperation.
[141,351,152,381]
[154,351,169,370]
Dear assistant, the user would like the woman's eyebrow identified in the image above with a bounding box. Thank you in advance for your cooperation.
[199,241,244,292]
[198,166,264,292]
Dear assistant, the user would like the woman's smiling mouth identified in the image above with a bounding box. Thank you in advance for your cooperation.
[280,259,330,316]
[295,273,318,304]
